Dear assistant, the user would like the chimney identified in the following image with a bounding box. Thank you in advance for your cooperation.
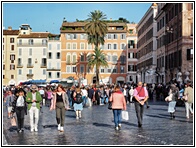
[8,26,12,30]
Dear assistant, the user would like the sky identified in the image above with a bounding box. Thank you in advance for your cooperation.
[2,2,152,34]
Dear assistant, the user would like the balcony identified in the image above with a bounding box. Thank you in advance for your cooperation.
[40,64,47,68]
[26,74,34,79]
[47,68,61,71]
[17,43,48,47]
[17,64,23,68]
[66,61,71,65]
[27,64,34,68]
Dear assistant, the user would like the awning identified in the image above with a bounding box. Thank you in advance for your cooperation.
[29,79,46,84]
[49,80,60,84]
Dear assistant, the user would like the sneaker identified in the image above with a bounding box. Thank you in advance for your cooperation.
[34,128,38,132]
[115,126,119,130]
[60,126,64,132]
[58,124,61,131]
[30,128,34,132]
[19,130,22,133]
[118,124,122,129]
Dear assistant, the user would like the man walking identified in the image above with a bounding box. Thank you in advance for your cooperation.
[133,82,149,127]
[26,85,42,132]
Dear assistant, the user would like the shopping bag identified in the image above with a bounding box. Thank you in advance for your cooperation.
[122,110,129,121]
[10,116,17,126]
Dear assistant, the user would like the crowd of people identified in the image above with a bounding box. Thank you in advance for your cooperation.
[3,80,193,132]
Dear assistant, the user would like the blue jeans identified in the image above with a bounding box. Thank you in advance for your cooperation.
[113,109,122,127]
[68,98,72,107]
[82,96,87,106]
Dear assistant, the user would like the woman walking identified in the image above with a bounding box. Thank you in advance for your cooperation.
[50,84,69,132]
[11,88,27,133]
[5,91,15,119]
[184,82,193,119]
[109,85,126,130]
[73,87,83,119]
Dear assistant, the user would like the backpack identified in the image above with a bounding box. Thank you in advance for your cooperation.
[74,93,83,104]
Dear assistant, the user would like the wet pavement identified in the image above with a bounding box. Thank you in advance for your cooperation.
[2,101,194,146]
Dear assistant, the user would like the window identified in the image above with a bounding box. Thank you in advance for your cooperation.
[80,54,84,61]
[73,55,77,64]
[42,39,47,45]
[56,72,60,78]
[18,69,22,75]
[43,48,46,56]
[3,75,5,79]
[41,58,47,66]
[107,55,111,61]
[48,72,52,78]
[120,66,125,73]
[48,62,51,69]
[72,43,77,49]
[57,44,60,50]
[108,34,112,39]
[49,44,52,50]
[66,55,71,63]
[113,44,117,49]
[10,65,15,70]
[80,43,85,49]
[67,43,71,49]
[28,39,33,45]
[11,75,14,79]
[10,54,15,61]
[57,62,60,69]
[10,38,14,43]
[18,58,22,65]
[129,29,133,34]
[187,48,193,60]
[80,65,84,73]
[190,23,193,36]
[112,67,117,73]
[108,68,111,73]
[3,38,4,43]
[67,34,71,39]
[19,48,22,56]
[113,34,118,39]
[29,69,32,74]
[48,52,52,59]
[108,44,111,49]
[19,39,22,45]
[112,55,118,63]
[121,43,126,50]
[88,44,92,49]
[80,34,85,40]
[101,68,104,73]
[121,34,126,39]
[29,48,32,56]
[66,66,71,73]
[3,64,5,70]
[120,55,126,64]
[73,34,77,39]
[43,69,46,75]
[56,52,60,59]
[11,45,14,51]
[73,66,76,73]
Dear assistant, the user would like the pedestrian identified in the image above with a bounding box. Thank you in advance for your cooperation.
[144,83,150,109]
[184,82,193,119]
[73,87,83,119]
[166,84,179,119]
[26,84,42,132]
[46,88,53,107]
[4,91,15,119]
[133,82,149,127]
[81,86,88,107]
[109,85,127,130]
[88,86,94,105]
[11,88,27,133]
[95,87,101,105]
[129,86,134,103]
[50,84,69,132]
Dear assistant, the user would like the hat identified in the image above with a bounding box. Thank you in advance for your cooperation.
[30,84,38,91]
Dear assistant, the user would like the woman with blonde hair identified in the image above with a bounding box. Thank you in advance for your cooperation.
[109,85,127,130]
[50,84,69,132]
[73,87,83,119]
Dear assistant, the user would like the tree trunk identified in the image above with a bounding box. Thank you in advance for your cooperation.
[96,67,99,86]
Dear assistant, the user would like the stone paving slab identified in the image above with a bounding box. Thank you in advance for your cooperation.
[2,101,193,145]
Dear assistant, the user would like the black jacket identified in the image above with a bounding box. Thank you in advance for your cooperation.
[11,96,27,115]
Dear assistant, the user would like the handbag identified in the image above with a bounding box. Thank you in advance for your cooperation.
[122,110,129,121]
[10,116,17,126]
[183,95,188,101]
[108,101,112,110]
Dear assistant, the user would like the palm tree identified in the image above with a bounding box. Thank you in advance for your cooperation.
[84,10,108,48]
[88,47,108,85]
[84,10,108,85]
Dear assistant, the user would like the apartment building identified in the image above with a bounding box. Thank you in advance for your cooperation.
[3,27,19,86]
[136,3,158,84]
[60,21,127,85]
[17,24,49,83]
[161,3,193,84]
[47,34,61,82]
[126,24,138,84]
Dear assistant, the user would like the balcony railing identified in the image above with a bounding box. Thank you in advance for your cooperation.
[47,68,61,71]
[27,74,34,77]
[40,64,47,68]
[17,43,48,47]
[17,64,23,68]
[27,64,34,68]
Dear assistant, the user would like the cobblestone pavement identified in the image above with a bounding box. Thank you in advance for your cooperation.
[2,101,193,146]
